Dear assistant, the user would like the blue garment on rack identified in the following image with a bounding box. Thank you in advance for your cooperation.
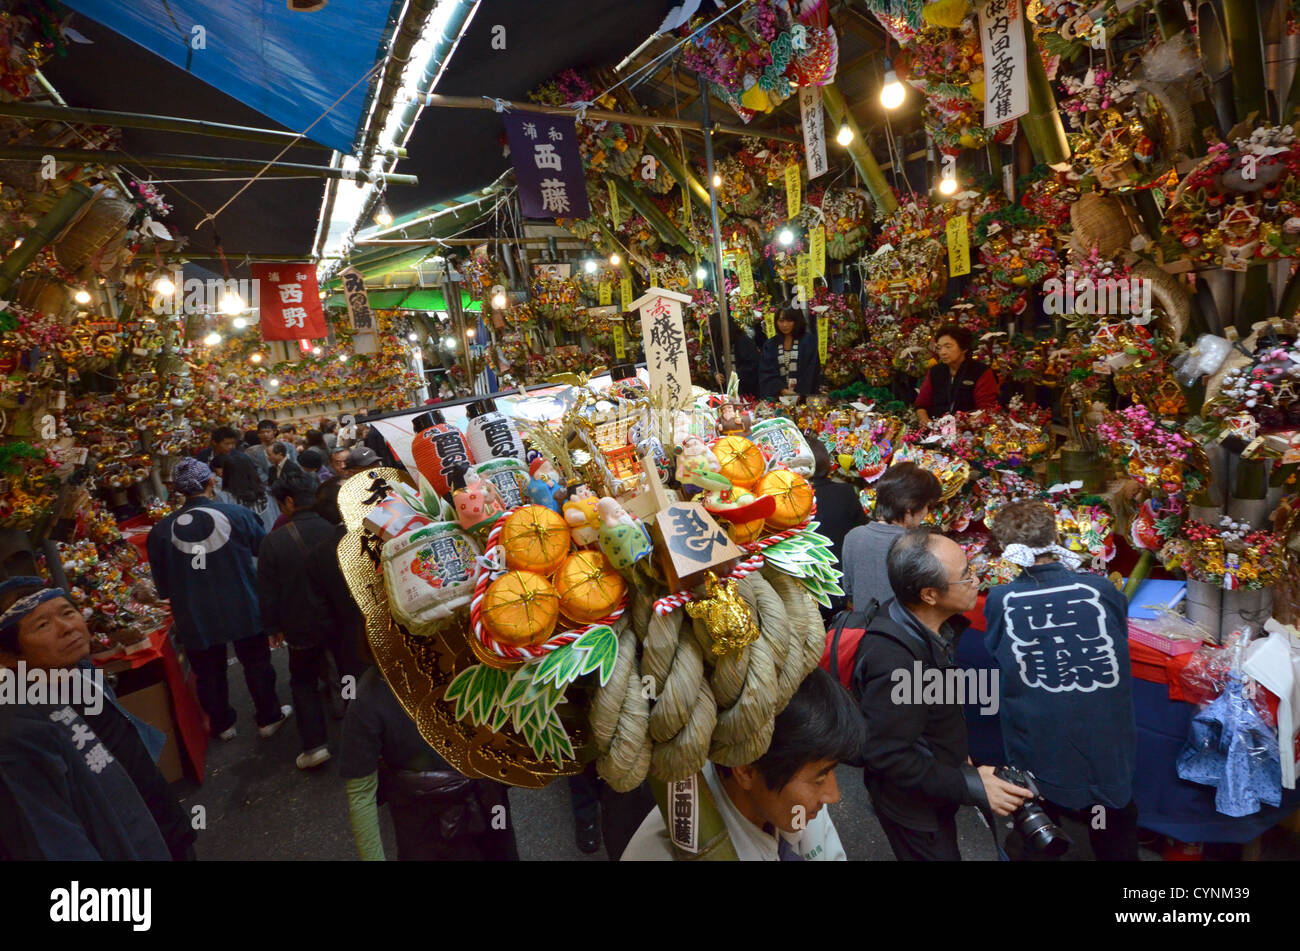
[1176,673,1282,818]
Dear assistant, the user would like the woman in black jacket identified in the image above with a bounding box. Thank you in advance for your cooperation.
[759,308,820,398]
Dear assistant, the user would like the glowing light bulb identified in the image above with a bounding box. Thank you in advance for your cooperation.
[696,266,707,281]
[609,253,621,266]
[250,353,263,364]
[939,175,958,196]
[836,120,853,146]
[880,62,905,110]
[232,317,248,329]
[203,332,222,346]
[584,259,598,274]
[374,201,393,226]
[407,331,418,341]
[74,288,92,304]
[339,354,349,363]
[153,275,175,296]
[778,228,794,246]
[491,290,507,309]
[466,327,476,340]
[443,335,456,350]
[311,346,322,356]
[219,291,244,315]
[269,378,280,387]
[712,174,722,188]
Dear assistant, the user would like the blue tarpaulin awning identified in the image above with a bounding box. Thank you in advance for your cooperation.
[59,0,397,153]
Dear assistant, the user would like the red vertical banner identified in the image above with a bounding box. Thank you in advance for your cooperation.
[253,263,328,340]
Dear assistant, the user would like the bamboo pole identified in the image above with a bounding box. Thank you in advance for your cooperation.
[612,177,694,251]
[0,145,418,184]
[701,91,733,384]
[642,134,712,212]
[417,93,801,143]
[0,183,94,297]
[820,84,897,215]
[1222,0,1269,122]
[1020,15,1070,165]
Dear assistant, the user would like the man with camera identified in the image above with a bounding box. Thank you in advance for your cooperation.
[854,529,1033,860]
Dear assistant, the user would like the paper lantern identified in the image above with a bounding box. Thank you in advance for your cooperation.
[758,469,814,530]
[712,435,766,489]
[500,505,571,576]
[555,550,627,624]
[481,570,560,647]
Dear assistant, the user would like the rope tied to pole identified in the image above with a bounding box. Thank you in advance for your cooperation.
[482,96,511,113]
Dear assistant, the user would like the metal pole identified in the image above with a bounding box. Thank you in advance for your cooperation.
[0,145,418,184]
[0,183,94,297]
[419,92,801,143]
[699,91,733,386]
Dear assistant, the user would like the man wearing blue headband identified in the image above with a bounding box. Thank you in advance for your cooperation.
[0,578,194,859]
[147,458,290,742]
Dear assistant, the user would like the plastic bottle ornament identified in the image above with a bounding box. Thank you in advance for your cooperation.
[554,550,626,624]
[382,523,481,634]
[481,570,560,647]
[758,469,814,530]
[712,435,766,490]
[500,504,572,576]
[750,417,815,475]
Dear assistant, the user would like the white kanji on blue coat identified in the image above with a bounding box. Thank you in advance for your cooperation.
[1004,583,1119,693]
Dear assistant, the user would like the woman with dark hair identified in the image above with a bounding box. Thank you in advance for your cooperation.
[806,437,866,613]
[759,309,820,398]
[304,429,329,457]
[914,323,1000,425]
[214,450,278,532]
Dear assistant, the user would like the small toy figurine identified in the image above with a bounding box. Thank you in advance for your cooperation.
[716,400,752,437]
[595,496,652,571]
[451,464,506,532]
[563,484,601,546]
[675,436,732,496]
[526,456,565,513]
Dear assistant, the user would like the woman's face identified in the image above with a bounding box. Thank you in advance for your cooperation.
[777,314,796,335]
[14,597,90,668]
[936,335,966,366]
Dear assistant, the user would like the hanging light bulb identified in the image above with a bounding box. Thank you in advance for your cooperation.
[339,354,349,363]
[608,252,621,266]
[311,346,322,356]
[249,353,263,364]
[268,378,280,387]
[232,316,248,329]
[466,327,476,340]
[443,335,456,350]
[939,175,958,196]
[219,290,244,315]
[407,331,418,341]
[153,273,175,296]
[318,289,327,299]
[778,228,794,246]
[696,265,707,282]
[491,289,508,309]
[374,201,393,226]
[880,59,905,110]
[712,173,722,188]
[203,332,222,346]
[74,288,92,304]
[584,259,598,274]
[836,120,854,147]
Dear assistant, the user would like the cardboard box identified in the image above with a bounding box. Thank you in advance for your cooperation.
[116,681,183,784]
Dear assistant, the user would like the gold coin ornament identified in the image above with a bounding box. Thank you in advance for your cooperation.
[481,570,560,647]
[554,550,627,624]
[500,504,572,576]
[758,469,815,530]
[712,434,766,490]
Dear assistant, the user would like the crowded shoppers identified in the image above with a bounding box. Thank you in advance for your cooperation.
[841,462,942,613]
[146,458,291,744]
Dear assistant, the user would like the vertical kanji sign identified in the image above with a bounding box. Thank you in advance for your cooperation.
[799,86,828,181]
[980,0,1028,128]
[254,263,327,341]
[340,266,379,355]
[633,287,693,430]
[504,114,591,220]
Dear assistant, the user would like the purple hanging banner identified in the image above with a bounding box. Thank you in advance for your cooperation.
[503,112,591,220]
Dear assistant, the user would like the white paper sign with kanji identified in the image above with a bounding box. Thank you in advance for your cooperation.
[633,287,693,427]
[799,86,828,180]
[979,0,1029,128]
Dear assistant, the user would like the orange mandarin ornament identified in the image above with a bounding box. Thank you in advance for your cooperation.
[481,570,560,647]
[712,435,766,490]
[500,505,571,576]
[758,469,814,530]
[554,550,626,624]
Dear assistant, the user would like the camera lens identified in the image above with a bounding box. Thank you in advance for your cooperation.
[1015,802,1070,858]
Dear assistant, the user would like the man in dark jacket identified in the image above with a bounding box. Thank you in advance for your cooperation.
[855,529,1031,860]
[266,441,303,485]
[985,501,1138,860]
[259,471,362,769]
[147,458,289,742]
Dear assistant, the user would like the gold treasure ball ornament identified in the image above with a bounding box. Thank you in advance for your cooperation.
[686,571,761,657]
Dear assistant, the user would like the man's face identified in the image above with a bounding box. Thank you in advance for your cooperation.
[268,447,285,466]
[258,427,276,446]
[216,437,238,456]
[332,449,349,471]
[737,758,841,835]
[15,598,90,668]
[923,535,979,615]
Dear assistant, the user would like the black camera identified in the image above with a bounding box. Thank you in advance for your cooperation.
[994,766,1071,857]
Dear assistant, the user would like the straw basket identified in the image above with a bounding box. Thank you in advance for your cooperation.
[1136,80,1195,158]
[53,184,134,274]
[1070,193,1134,258]
[12,275,71,318]
[1131,261,1192,341]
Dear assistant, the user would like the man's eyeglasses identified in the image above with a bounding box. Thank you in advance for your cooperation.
[947,569,980,588]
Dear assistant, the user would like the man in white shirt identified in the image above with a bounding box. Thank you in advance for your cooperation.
[622,668,861,861]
